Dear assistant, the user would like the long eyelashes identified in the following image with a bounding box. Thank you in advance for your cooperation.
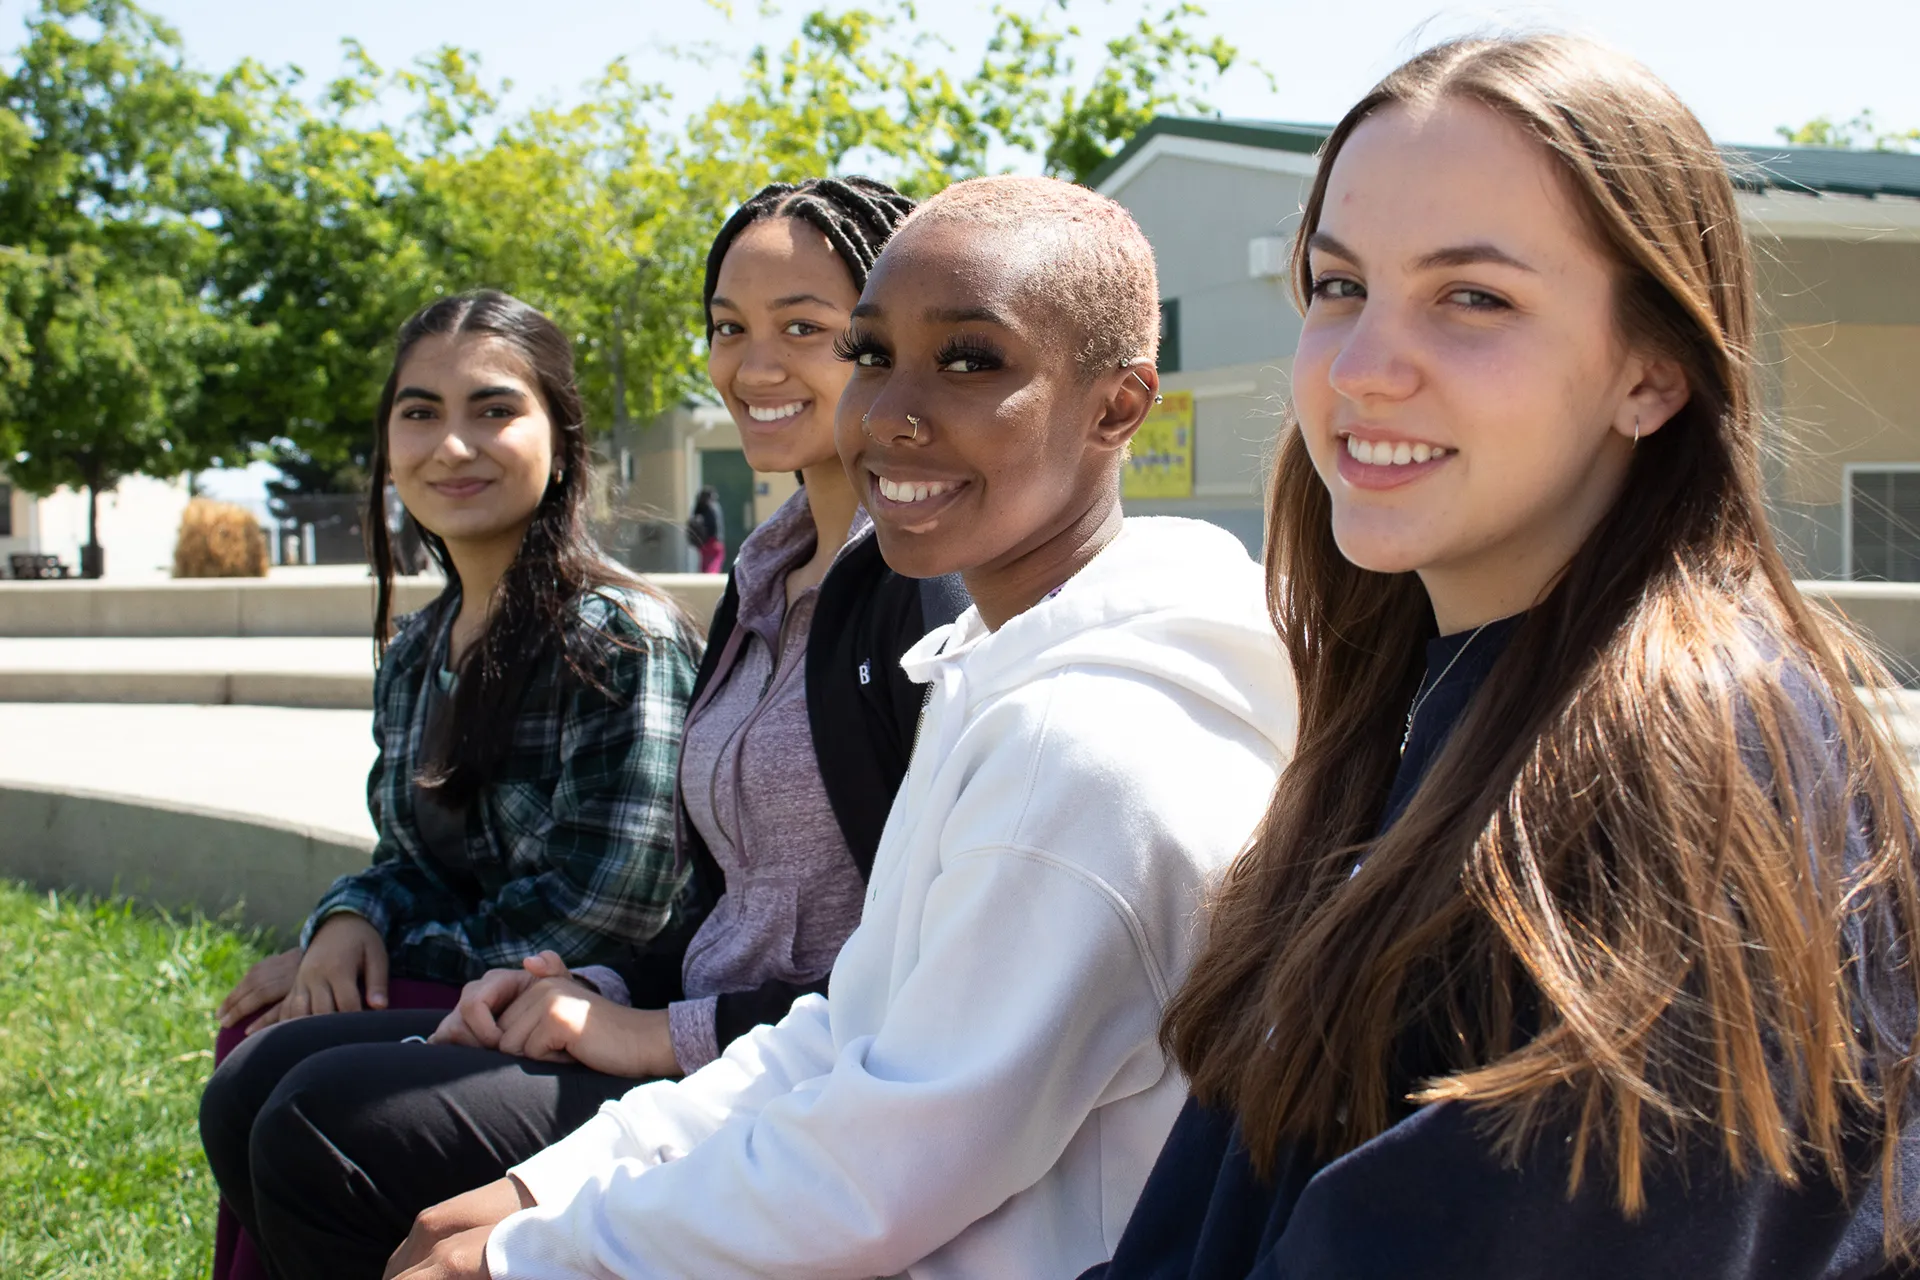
[833,327,885,365]
[934,337,1004,372]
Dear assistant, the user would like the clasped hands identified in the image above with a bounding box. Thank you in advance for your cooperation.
[218,920,680,1081]
[385,958,684,1277]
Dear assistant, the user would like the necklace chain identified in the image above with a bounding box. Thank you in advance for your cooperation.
[1400,620,1492,757]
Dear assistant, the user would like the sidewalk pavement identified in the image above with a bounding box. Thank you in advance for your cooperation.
[0,702,375,842]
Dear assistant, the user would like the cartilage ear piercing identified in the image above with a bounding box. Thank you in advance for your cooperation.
[1127,367,1163,404]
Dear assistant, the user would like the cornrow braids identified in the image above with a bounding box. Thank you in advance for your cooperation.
[703,176,916,337]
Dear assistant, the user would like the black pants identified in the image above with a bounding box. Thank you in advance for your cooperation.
[199,1010,639,1280]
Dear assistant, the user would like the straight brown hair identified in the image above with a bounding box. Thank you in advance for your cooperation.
[1165,33,1920,1248]
[367,290,693,805]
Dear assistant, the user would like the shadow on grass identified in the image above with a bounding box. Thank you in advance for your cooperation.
[0,880,268,1279]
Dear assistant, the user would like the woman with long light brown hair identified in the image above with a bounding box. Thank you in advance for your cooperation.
[1089,33,1920,1280]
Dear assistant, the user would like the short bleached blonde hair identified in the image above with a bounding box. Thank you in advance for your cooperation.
[903,175,1161,379]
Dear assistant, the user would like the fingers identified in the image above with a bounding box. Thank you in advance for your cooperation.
[218,948,301,1025]
[428,1008,476,1047]
[494,989,539,1059]
[497,981,586,1064]
[451,974,520,1050]
[383,1223,431,1280]
[522,950,569,980]
[219,977,271,1027]
[471,968,533,1014]
[363,936,390,1011]
[326,967,362,1015]
[494,981,566,1060]
[244,997,289,1037]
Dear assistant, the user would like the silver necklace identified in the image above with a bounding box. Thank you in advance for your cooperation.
[1400,620,1492,756]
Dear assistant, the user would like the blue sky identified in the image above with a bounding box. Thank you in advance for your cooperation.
[21,0,1920,151]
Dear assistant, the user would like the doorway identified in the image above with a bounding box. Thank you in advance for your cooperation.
[699,449,758,574]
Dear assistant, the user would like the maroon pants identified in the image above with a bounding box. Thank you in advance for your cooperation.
[209,980,462,1280]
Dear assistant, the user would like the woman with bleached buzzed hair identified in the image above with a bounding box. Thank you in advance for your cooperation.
[386,175,1296,1280]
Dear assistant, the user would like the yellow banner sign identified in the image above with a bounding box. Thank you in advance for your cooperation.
[1123,390,1195,500]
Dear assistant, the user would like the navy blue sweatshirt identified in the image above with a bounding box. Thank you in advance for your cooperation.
[1087,618,1919,1280]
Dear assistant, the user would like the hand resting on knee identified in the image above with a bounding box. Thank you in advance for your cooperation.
[216,946,301,1032]
[384,1176,534,1280]
[430,950,681,1079]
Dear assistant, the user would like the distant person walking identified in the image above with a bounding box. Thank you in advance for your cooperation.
[687,485,725,573]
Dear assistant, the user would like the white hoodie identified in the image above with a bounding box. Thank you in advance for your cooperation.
[488,517,1296,1280]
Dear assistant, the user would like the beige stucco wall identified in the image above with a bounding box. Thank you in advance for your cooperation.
[1105,154,1309,373]
[1773,323,1920,507]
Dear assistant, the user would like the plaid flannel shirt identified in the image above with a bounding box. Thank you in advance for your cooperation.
[302,585,699,985]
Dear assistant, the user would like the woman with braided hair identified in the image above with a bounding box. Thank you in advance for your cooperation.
[390,176,1294,1280]
[197,177,970,1280]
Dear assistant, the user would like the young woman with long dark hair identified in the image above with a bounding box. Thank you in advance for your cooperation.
[199,290,699,1280]
[383,176,1294,1280]
[1092,34,1920,1279]
[200,180,974,1280]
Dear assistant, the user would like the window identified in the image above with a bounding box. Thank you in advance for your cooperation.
[1848,466,1920,580]
[1158,299,1181,375]
[0,483,11,538]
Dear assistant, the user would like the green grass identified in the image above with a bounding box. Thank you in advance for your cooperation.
[0,881,266,1279]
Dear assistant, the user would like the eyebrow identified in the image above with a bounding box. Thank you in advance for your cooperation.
[1308,231,1538,275]
[709,292,844,313]
[848,302,1014,327]
[394,385,525,403]
[926,305,1011,326]
[1414,243,1538,273]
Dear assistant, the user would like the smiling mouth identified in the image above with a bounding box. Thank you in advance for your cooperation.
[746,401,807,423]
[430,478,492,495]
[1343,434,1455,466]
[875,476,959,504]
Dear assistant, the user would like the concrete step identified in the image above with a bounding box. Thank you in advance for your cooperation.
[0,571,725,638]
[0,703,376,937]
[0,637,376,709]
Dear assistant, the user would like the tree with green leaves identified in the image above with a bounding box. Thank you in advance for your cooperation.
[0,0,1252,565]
[195,45,454,504]
[1778,109,1918,152]
[0,0,245,573]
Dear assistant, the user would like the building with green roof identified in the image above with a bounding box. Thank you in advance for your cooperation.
[1096,116,1920,580]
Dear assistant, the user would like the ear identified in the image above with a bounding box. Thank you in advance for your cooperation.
[1093,361,1159,455]
[1612,352,1690,443]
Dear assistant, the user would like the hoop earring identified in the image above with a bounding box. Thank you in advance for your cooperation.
[1633,414,1641,446]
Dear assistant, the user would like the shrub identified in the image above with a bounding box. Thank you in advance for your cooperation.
[172,498,269,578]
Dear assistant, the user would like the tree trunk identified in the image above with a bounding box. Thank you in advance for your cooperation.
[80,462,106,579]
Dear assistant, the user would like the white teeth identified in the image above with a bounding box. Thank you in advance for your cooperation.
[747,402,805,422]
[876,477,956,504]
[1345,435,1450,466]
